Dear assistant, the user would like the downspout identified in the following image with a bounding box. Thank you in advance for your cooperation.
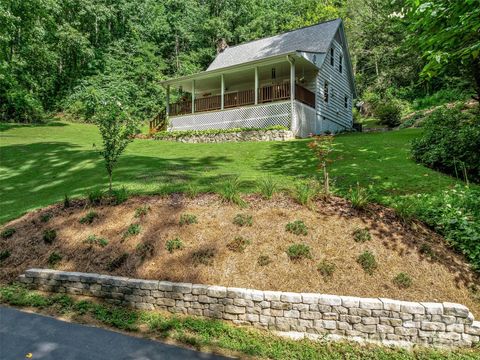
[286,55,296,135]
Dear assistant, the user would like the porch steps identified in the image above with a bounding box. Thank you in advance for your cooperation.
[148,109,167,134]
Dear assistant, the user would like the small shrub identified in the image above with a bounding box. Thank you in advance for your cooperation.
[110,187,128,205]
[136,242,154,259]
[134,205,150,218]
[79,211,98,224]
[392,272,413,289]
[353,228,371,243]
[88,188,104,206]
[317,260,336,278]
[166,238,184,253]
[285,220,308,236]
[257,255,272,266]
[232,214,253,227]
[1,228,16,239]
[48,252,63,267]
[179,214,198,226]
[124,224,141,238]
[419,243,437,260]
[258,176,278,199]
[348,183,370,210]
[374,102,401,128]
[43,229,57,244]
[287,244,312,261]
[227,236,251,253]
[63,194,71,208]
[357,250,377,275]
[0,250,11,262]
[40,212,53,223]
[411,106,480,183]
[191,248,215,266]
[107,253,129,271]
[294,180,319,206]
[220,177,245,206]
[84,235,108,247]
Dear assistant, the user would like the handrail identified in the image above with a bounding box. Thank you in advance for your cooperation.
[166,81,315,118]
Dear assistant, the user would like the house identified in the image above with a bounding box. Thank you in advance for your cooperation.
[151,18,356,138]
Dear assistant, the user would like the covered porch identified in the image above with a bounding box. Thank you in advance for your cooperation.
[164,57,317,117]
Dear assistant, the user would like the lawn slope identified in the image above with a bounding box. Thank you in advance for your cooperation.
[0,122,466,224]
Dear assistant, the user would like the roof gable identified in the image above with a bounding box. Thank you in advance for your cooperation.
[207,19,342,71]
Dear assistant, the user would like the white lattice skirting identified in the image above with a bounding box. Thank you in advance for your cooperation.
[170,101,291,131]
[294,101,318,137]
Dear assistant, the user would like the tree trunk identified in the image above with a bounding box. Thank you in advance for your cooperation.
[472,58,480,103]
[109,172,113,192]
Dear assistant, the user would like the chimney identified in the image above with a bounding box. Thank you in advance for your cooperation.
[216,38,228,54]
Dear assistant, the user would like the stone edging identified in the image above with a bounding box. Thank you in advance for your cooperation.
[19,269,480,348]
[154,129,294,143]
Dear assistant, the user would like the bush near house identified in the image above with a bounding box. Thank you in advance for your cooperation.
[411,106,480,183]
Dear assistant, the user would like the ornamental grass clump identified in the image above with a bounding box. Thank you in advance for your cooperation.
[257,176,278,200]
[220,177,245,206]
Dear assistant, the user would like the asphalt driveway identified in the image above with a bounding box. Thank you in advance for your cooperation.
[0,306,231,360]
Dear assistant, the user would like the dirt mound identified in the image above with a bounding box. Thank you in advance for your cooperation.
[1,194,478,316]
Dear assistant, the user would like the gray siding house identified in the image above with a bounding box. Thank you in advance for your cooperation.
[152,19,356,137]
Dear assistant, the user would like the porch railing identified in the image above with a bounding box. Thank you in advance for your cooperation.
[168,81,315,117]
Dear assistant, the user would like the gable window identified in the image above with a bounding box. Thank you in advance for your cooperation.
[339,55,343,73]
[323,81,329,103]
[344,95,348,108]
[271,68,276,80]
[330,48,334,66]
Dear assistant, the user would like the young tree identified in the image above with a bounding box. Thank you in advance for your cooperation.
[308,135,335,195]
[94,100,137,192]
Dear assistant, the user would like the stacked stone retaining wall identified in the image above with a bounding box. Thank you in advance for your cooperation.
[19,269,480,348]
[154,129,294,143]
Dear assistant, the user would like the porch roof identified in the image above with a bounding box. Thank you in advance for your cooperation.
[161,52,317,88]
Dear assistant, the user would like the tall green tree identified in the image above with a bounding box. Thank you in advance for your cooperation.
[405,0,480,101]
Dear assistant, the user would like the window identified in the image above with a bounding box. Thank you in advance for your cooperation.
[271,68,276,79]
[323,81,329,103]
[344,95,348,108]
[330,48,334,66]
[339,55,343,73]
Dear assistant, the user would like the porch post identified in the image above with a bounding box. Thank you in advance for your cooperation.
[287,56,296,134]
[191,79,195,114]
[165,85,170,117]
[221,74,225,110]
[254,66,259,104]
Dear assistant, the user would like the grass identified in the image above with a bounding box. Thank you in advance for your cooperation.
[0,121,473,224]
[1,284,478,359]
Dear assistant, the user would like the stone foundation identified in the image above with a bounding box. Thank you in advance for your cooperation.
[19,269,480,348]
[154,129,294,143]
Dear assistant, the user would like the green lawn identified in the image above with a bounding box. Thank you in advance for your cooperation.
[0,122,464,224]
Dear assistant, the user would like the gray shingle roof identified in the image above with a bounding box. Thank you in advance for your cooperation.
[207,19,341,71]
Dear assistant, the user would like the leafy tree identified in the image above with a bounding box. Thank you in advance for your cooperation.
[94,100,137,191]
[405,0,480,102]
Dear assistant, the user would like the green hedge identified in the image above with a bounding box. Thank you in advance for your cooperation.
[154,125,289,139]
